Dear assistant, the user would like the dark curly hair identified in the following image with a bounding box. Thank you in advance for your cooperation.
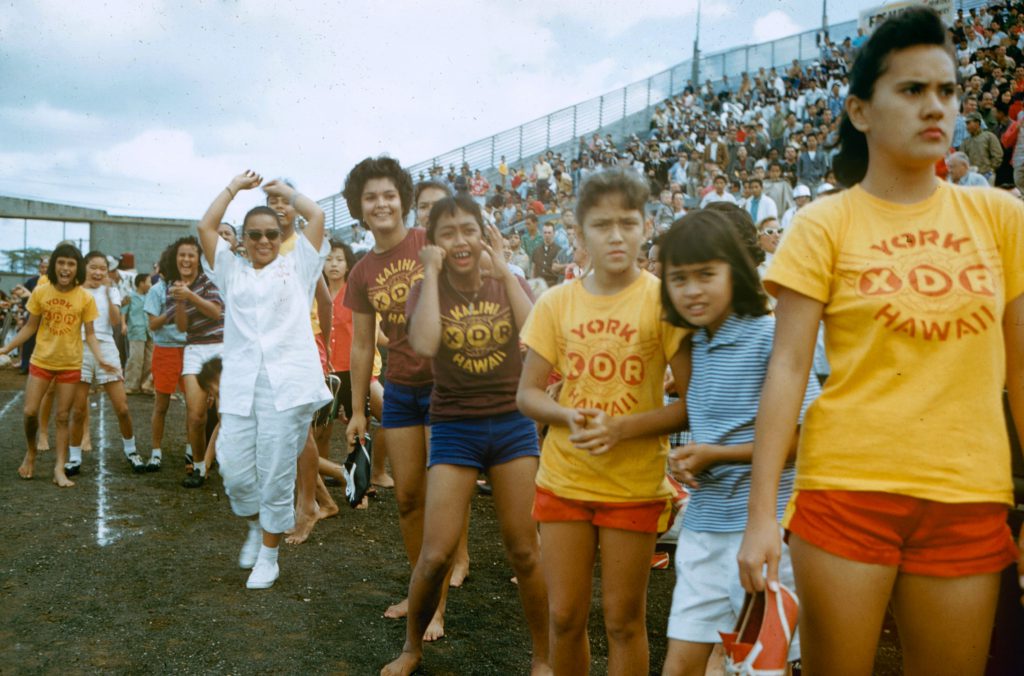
[46,243,86,287]
[657,209,769,329]
[342,156,414,221]
[575,168,650,228]
[161,236,201,284]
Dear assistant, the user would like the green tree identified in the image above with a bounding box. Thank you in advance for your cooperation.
[2,247,51,275]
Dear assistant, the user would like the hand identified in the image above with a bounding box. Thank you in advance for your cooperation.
[99,360,121,376]
[419,245,445,274]
[229,170,263,195]
[262,177,295,201]
[668,443,718,489]
[346,410,367,446]
[663,368,677,395]
[169,281,190,302]
[480,224,511,281]
[737,514,783,594]
[568,408,622,455]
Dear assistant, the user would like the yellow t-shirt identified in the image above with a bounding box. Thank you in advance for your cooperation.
[26,284,99,371]
[766,182,1024,507]
[280,232,322,336]
[520,272,688,502]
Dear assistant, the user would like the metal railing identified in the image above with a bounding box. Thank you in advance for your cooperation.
[320,0,987,232]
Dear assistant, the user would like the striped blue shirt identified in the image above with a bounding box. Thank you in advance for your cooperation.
[682,314,820,533]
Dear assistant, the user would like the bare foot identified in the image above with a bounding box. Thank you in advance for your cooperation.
[372,473,395,488]
[380,650,421,676]
[449,560,470,588]
[356,495,369,510]
[52,471,75,488]
[423,611,445,642]
[384,598,408,619]
[286,509,317,544]
[317,501,340,520]
[35,437,50,452]
[17,452,36,479]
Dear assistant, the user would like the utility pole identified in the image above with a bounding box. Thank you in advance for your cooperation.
[691,0,701,88]
[822,0,829,38]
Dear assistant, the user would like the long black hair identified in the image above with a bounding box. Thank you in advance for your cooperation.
[161,236,201,284]
[831,7,953,186]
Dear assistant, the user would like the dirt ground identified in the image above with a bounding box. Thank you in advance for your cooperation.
[0,367,912,675]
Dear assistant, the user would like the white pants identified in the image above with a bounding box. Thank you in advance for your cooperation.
[217,367,316,534]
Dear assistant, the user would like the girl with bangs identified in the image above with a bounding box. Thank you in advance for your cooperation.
[0,243,118,487]
[658,210,819,675]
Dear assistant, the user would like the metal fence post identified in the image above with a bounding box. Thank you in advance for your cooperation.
[518,125,523,161]
[621,88,627,136]
[546,115,551,149]
[646,78,652,108]
[669,68,674,96]
[771,40,775,67]
[490,136,495,167]
[598,95,604,129]
[572,105,577,141]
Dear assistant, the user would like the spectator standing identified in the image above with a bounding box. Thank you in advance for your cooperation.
[530,223,562,288]
[796,135,829,193]
[962,111,1004,183]
[122,273,154,394]
[745,178,779,224]
[469,169,490,207]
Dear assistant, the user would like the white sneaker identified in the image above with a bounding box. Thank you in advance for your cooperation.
[238,526,262,569]
[246,558,279,589]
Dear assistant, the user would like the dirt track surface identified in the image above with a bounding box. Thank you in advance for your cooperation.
[0,367,907,675]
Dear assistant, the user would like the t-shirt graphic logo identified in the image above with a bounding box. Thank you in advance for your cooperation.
[444,301,513,374]
[839,233,1001,342]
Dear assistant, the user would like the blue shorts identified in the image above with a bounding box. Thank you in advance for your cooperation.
[428,411,539,470]
[381,381,432,429]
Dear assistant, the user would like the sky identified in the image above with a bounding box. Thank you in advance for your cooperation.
[0,0,887,222]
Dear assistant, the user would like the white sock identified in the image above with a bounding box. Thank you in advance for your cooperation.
[151,448,162,460]
[258,544,278,563]
[123,437,136,456]
[194,460,206,477]
[69,446,82,465]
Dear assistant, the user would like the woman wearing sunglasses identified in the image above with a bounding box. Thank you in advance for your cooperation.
[196,171,331,590]
[756,216,782,280]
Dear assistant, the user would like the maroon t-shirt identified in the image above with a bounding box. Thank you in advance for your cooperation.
[344,228,432,387]
[406,273,533,422]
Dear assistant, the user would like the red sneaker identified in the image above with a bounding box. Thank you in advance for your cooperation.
[720,583,799,675]
[650,551,671,569]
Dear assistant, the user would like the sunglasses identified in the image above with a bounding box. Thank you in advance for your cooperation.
[246,229,282,242]
[761,228,782,236]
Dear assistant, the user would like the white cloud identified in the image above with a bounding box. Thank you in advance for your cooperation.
[752,10,803,43]
[0,102,102,134]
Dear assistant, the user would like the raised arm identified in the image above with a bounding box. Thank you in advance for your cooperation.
[262,180,325,252]
[408,245,445,358]
[737,288,822,593]
[198,170,264,268]
[481,223,533,329]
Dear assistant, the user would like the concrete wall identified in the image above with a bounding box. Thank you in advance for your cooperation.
[0,196,195,280]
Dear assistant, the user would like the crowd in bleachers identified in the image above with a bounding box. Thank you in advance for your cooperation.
[402,2,1024,294]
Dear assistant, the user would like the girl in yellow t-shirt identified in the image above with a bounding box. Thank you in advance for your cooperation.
[0,243,118,487]
[737,8,1024,675]
[518,168,690,674]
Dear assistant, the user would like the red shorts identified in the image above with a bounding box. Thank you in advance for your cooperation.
[315,334,328,375]
[786,490,1018,577]
[151,346,184,395]
[28,364,80,384]
[532,486,670,534]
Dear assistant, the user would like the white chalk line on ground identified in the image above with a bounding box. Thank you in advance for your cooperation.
[0,391,24,421]
[95,396,116,547]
